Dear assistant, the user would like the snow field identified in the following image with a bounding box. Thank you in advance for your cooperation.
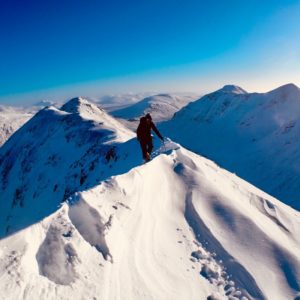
[0,95,300,300]
[1,144,299,299]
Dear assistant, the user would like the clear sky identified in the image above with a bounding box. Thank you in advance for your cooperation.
[1,0,300,104]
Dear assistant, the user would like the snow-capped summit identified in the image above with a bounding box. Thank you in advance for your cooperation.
[60,97,133,142]
[217,84,247,94]
[0,98,135,239]
[162,83,300,210]
[170,85,247,123]
[267,83,300,98]
[61,96,102,114]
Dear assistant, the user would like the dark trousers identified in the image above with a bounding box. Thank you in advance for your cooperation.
[139,138,153,159]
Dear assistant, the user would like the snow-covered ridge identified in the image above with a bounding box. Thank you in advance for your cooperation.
[267,83,299,96]
[1,96,300,300]
[216,85,248,94]
[162,83,300,210]
[0,98,135,239]
[60,97,102,114]
[61,97,134,143]
[0,140,299,300]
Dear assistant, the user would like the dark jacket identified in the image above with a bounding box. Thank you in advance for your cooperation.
[137,117,163,141]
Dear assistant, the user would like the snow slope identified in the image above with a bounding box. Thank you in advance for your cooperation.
[110,93,197,130]
[0,140,299,300]
[0,101,60,147]
[161,83,300,210]
[0,106,35,147]
[0,97,299,299]
[0,97,135,238]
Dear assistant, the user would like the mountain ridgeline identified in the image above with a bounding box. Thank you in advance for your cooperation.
[162,83,300,210]
[110,93,197,122]
[0,90,299,300]
[0,97,138,238]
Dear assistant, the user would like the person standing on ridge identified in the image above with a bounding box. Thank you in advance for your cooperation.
[136,113,164,162]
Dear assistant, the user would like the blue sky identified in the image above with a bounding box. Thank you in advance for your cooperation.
[1,0,300,104]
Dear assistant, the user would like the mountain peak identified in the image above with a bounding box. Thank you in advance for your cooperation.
[60,97,104,115]
[60,97,90,113]
[218,85,247,94]
[269,83,299,95]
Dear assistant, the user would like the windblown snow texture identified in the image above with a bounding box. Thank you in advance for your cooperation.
[0,96,299,300]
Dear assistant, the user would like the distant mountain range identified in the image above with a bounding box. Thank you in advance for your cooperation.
[92,92,151,111]
[110,93,198,122]
[108,93,198,131]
